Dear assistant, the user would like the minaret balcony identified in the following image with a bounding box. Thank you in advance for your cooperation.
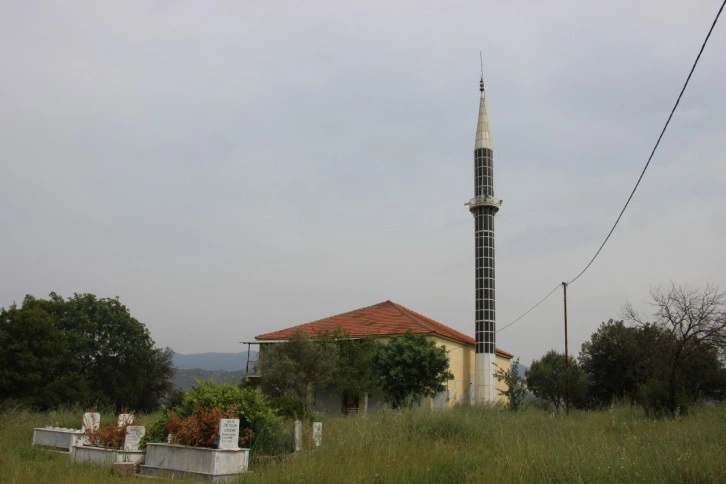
[466,195,502,212]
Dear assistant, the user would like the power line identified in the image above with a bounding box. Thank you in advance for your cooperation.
[498,0,725,331]
[567,0,726,286]
[497,283,561,333]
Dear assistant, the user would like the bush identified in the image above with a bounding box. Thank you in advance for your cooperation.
[86,422,127,449]
[495,358,527,411]
[167,405,254,447]
[142,412,169,449]
[142,382,281,450]
[639,379,689,418]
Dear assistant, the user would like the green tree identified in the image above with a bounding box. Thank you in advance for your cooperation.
[494,358,527,411]
[0,302,68,405]
[527,350,587,413]
[258,330,339,410]
[578,319,654,406]
[331,334,381,398]
[0,292,174,411]
[57,293,174,411]
[375,330,453,409]
[138,346,176,411]
[623,283,726,414]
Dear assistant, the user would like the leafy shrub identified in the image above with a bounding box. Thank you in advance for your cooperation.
[180,382,279,433]
[167,405,254,448]
[85,422,126,449]
[143,382,280,450]
[495,358,527,411]
[142,416,163,446]
[82,410,139,449]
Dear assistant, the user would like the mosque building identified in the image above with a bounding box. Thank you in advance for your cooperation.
[246,72,510,413]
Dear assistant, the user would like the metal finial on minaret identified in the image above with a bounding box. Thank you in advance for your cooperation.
[480,52,485,93]
[466,60,502,405]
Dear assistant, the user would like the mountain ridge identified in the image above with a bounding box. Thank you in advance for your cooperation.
[172,351,257,372]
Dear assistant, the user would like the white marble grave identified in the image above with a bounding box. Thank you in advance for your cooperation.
[140,443,249,480]
[117,413,134,427]
[124,425,145,452]
[294,420,302,452]
[313,422,322,447]
[218,419,240,450]
[82,412,100,432]
[32,427,85,452]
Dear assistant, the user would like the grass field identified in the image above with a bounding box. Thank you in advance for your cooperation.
[2,404,725,483]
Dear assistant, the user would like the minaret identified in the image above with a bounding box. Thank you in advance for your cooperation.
[467,70,501,404]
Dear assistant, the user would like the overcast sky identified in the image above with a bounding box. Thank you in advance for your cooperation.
[2,1,725,365]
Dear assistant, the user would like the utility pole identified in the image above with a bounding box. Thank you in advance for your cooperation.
[562,282,570,415]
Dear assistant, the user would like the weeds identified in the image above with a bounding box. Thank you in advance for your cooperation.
[2,404,725,483]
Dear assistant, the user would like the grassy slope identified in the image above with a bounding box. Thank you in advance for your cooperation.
[1,404,725,483]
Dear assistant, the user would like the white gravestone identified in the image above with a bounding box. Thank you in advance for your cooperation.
[123,425,146,451]
[294,420,302,452]
[312,422,322,447]
[117,414,134,427]
[218,419,240,450]
[82,412,100,433]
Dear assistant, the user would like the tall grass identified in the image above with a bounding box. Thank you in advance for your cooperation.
[2,404,725,483]
[245,404,726,483]
[0,406,168,484]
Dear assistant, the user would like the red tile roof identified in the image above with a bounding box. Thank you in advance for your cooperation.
[255,300,513,358]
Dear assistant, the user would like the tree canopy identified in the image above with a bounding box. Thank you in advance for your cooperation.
[258,329,453,411]
[579,319,656,406]
[331,335,381,398]
[527,350,587,413]
[623,283,726,412]
[375,330,453,409]
[577,284,726,415]
[0,292,173,411]
[258,329,382,413]
[258,330,340,407]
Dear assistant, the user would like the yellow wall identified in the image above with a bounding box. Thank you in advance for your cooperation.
[428,335,512,406]
[429,336,472,406]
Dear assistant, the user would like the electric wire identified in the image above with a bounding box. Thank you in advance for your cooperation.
[566,0,726,286]
[497,283,561,333]
[497,0,725,331]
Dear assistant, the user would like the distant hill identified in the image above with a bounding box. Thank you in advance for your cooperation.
[173,368,247,390]
[172,351,257,372]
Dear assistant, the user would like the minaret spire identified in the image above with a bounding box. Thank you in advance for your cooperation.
[475,58,492,151]
[466,61,501,404]
[480,51,484,86]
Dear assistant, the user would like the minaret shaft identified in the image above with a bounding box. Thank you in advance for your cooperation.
[469,75,500,404]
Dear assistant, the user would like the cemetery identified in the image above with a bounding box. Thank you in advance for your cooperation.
[30,410,322,482]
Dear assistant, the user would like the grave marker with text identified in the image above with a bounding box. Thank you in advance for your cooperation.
[218,419,240,450]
